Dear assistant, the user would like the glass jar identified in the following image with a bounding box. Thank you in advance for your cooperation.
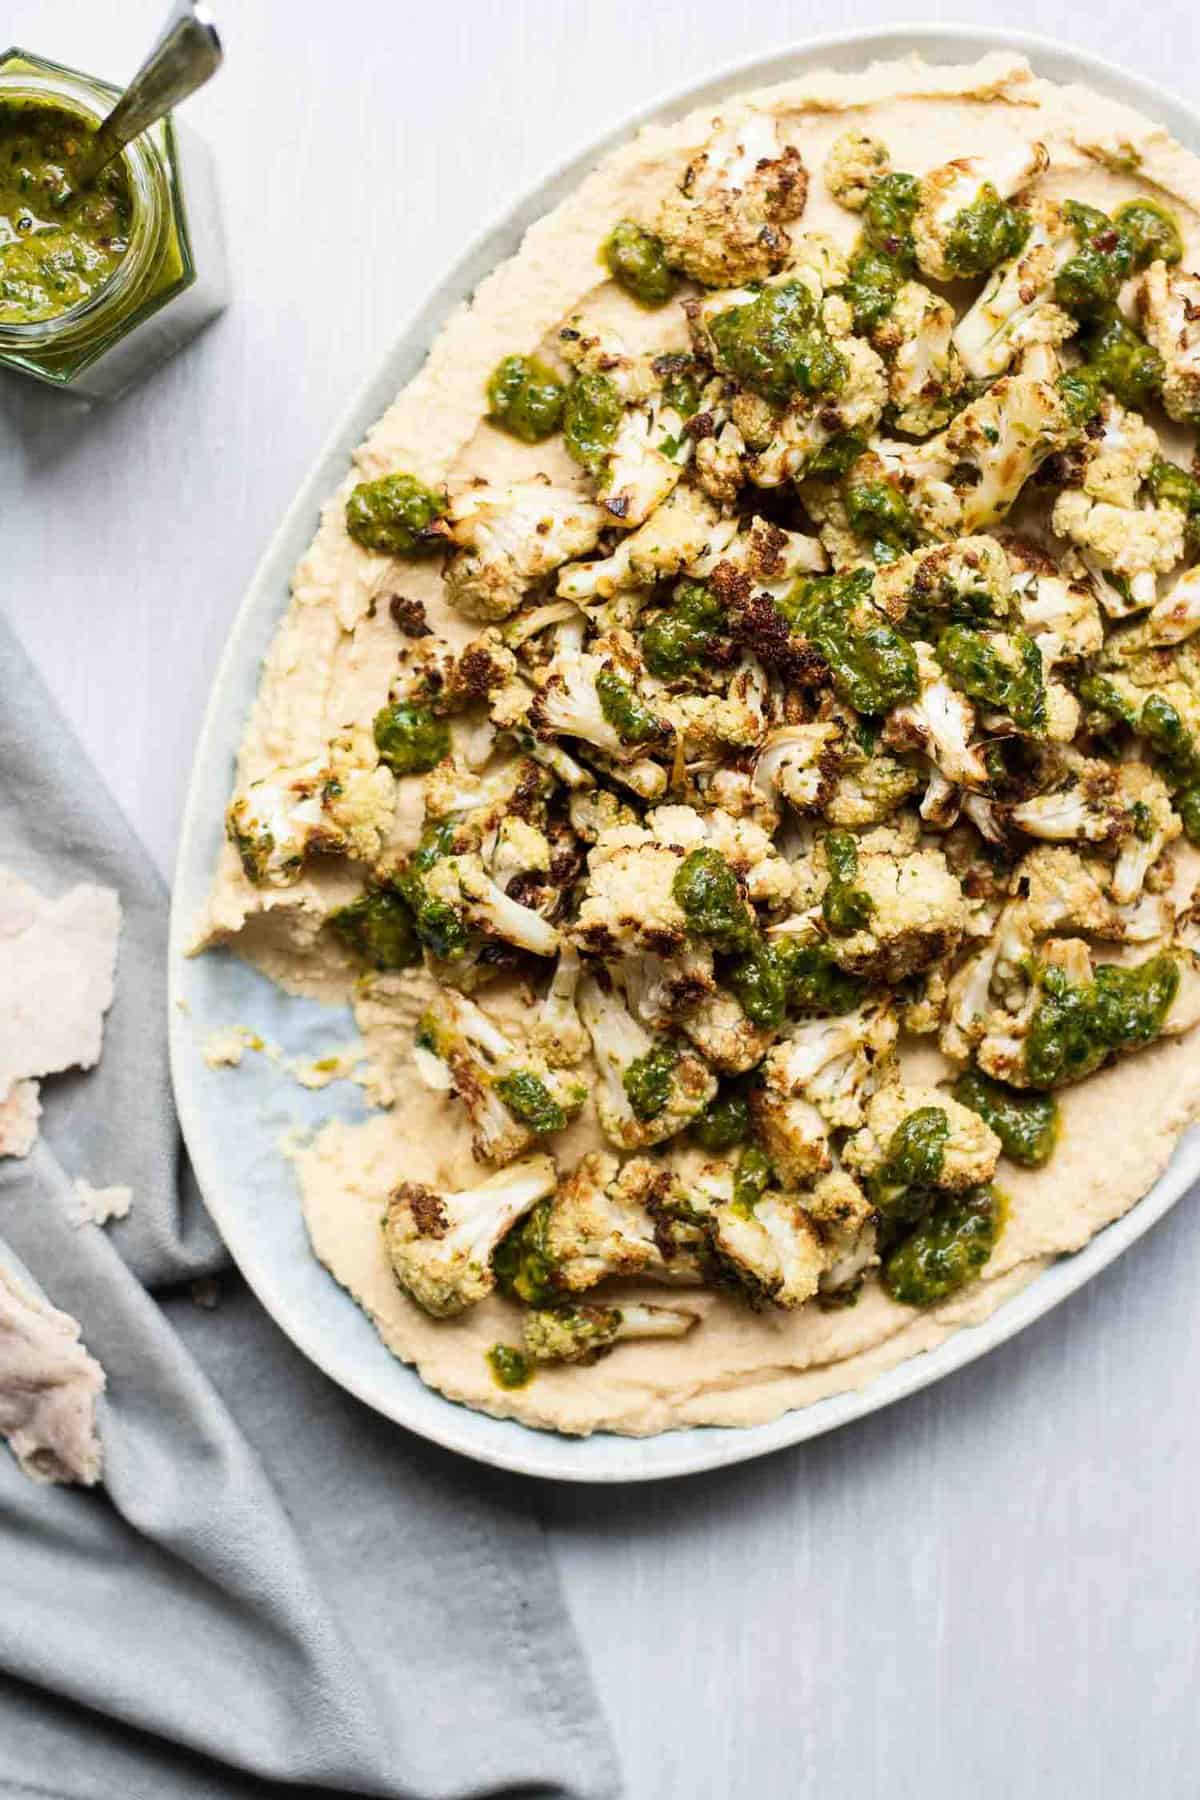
[0,48,229,400]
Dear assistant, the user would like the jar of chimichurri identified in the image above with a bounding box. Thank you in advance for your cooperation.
[0,49,228,399]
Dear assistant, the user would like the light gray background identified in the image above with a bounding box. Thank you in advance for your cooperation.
[5,4,1199,1794]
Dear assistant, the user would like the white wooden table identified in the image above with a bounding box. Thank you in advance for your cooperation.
[7,4,1200,1793]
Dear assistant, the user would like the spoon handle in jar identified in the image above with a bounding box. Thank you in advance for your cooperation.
[74,0,222,186]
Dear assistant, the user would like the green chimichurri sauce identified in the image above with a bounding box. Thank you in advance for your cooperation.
[882,1186,1002,1308]
[0,98,133,324]
[487,1344,532,1390]
[953,1068,1059,1168]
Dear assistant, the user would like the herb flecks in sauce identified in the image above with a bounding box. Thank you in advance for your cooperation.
[0,99,132,324]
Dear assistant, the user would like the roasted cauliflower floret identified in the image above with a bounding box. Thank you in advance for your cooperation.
[1136,260,1200,424]
[945,346,1075,532]
[384,1154,558,1317]
[759,1001,898,1133]
[675,985,776,1075]
[884,641,989,789]
[734,337,889,488]
[413,992,586,1164]
[423,853,561,957]
[1146,565,1200,647]
[747,1083,832,1184]
[911,141,1047,282]
[322,726,397,863]
[558,483,728,605]
[953,198,1079,380]
[1079,397,1161,508]
[645,804,797,911]
[872,280,964,435]
[529,617,671,761]
[1005,536,1103,665]
[1089,629,1200,769]
[663,659,772,760]
[976,938,1200,1089]
[225,756,345,887]
[1051,488,1184,616]
[823,752,921,827]
[843,1085,1002,1192]
[683,1160,829,1310]
[876,347,1073,537]
[572,827,689,955]
[753,722,846,817]
[691,418,747,505]
[442,479,607,621]
[825,838,968,983]
[519,1152,705,1295]
[824,129,891,211]
[1008,756,1135,847]
[807,1169,879,1297]
[655,108,808,287]
[1109,763,1181,903]
[556,330,697,527]
[578,973,717,1148]
[872,535,1013,631]
[523,1299,698,1364]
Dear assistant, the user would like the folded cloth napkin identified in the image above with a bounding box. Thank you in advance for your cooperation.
[0,617,620,1800]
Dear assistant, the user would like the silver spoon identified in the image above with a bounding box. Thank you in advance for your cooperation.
[72,0,223,188]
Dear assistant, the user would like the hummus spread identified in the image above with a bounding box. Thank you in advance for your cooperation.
[198,53,1200,1435]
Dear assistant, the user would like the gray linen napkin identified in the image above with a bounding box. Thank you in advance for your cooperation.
[0,617,620,1800]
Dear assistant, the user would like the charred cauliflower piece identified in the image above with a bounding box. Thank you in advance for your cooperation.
[843,1085,1002,1193]
[1077,397,1161,508]
[384,1154,558,1317]
[645,805,797,911]
[823,835,968,983]
[872,535,1013,632]
[523,1300,698,1364]
[875,346,1073,537]
[572,826,689,956]
[884,641,988,790]
[1005,537,1103,666]
[872,280,964,435]
[944,346,1075,533]
[681,1159,829,1310]
[735,342,889,488]
[1051,488,1184,617]
[1136,260,1200,424]
[912,142,1047,282]
[558,484,728,605]
[825,129,891,211]
[759,1000,898,1134]
[529,616,672,762]
[1109,762,1181,903]
[226,757,346,887]
[655,109,808,287]
[1008,756,1135,847]
[518,1152,706,1295]
[953,198,1080,379]
[558,321,696,525]
[531,946,590,1068]
[977,938,1200,1089]
[443,479,607,620]
[413,992,586,1165]
[578,972,717,1148]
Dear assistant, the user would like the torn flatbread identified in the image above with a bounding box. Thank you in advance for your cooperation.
[0,869,121,1097]
[0,1080,41,1159]
[0,1263,104,1485]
